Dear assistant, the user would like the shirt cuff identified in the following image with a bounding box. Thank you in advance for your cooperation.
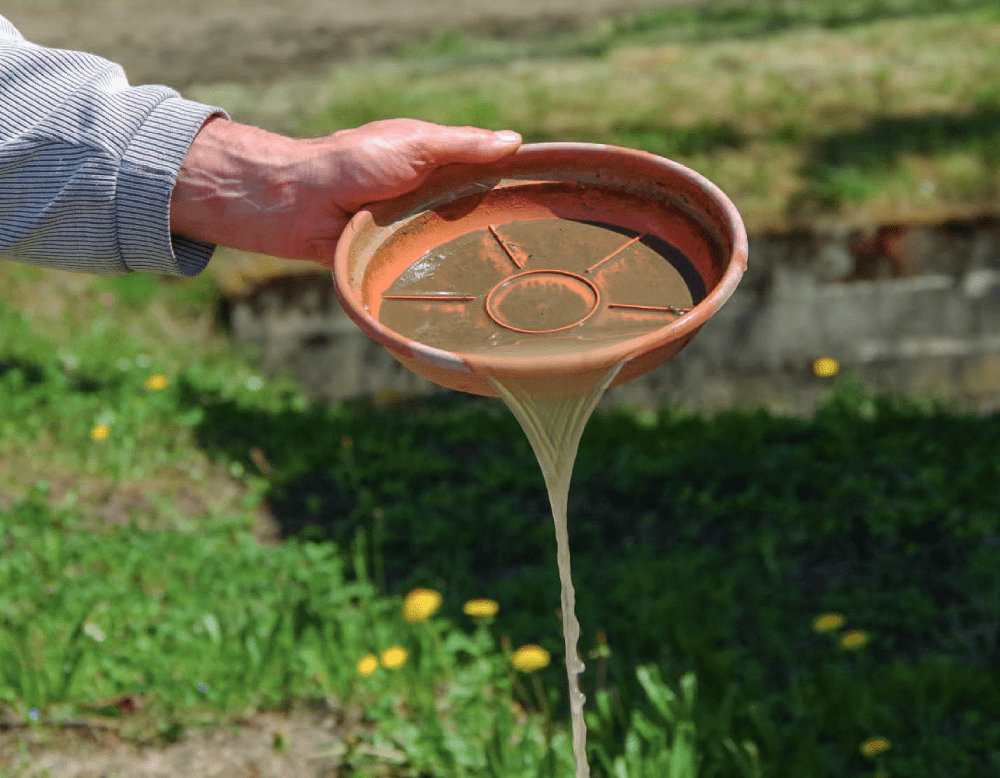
[116,93,228,276]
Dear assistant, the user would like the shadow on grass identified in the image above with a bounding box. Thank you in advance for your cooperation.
[411,0,1000,64]
[612,0,999,46]
[522,120,747,159]
[794,105,1000,209]
[610,120,747,157]
[0,357,106,394]
[178,378,1000,691]
[0,358,45,386]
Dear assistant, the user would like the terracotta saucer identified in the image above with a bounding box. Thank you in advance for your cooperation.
[332,142,747,397]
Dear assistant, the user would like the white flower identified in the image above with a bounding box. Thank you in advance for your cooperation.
[83,621,106,643]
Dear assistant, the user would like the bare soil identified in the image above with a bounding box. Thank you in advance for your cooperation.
[6,0,666,89]
[1,708,366,778]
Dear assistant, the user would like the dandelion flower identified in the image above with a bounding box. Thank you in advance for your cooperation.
[381,646,408,669]
[356,654,379,676]
[144,374,168,391]
[511,644,550,673]
[813,357,839,377]
[860,736,891,758]
[839,629,869,650]
[812,613,846,633]
[91,424,111,441]
[402,588,442,623]
[463,598,499,618]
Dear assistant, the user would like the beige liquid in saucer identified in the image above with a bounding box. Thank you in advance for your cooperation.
[378,218,697,357]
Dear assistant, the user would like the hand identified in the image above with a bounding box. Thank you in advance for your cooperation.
[170,117,522,267]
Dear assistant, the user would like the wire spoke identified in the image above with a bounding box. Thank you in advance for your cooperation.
[382,294,477,301]
[608,303,690,315]
[585,233,648,274]
[488,224,525,269]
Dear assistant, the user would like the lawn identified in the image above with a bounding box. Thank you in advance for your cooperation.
[1,260,998,776]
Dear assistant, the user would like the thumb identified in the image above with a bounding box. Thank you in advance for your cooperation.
[417,127,523,166]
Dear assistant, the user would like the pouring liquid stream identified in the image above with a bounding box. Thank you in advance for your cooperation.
[489,362,624,778]
[375,215,701,777]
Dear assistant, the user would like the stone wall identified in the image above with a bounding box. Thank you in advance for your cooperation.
[219,216,1000,414]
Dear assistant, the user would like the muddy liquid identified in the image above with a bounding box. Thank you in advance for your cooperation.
[379,218,701,356]
[378,217,699,778]
[489,364,622,778]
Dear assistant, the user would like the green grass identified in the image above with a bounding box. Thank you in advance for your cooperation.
[399,0,1000,62]
[192,3,1000,229]
[1,268,1000,776]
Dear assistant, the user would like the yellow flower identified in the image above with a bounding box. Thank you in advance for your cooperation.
[463,598,499,618]
[812,357,840,378]
[511,644,551,673]
[812,613,846,634]
[402,588,442,623]
[144,374,168,391]
[356,653,378,676]
[860,736,891,758]
[839,629,869,650]
[91,424,111,441]
[381,646,408,669]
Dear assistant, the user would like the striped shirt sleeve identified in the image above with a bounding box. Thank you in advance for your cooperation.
[0,14,228,275]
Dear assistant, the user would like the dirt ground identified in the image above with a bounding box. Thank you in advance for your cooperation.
[1,709,364,778]
[7,0,666,89]
[2,2,666,774]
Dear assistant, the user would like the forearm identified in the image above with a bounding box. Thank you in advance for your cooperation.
[0,13,225,275]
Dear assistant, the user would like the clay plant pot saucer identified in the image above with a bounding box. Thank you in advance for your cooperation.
[332,142,747,398]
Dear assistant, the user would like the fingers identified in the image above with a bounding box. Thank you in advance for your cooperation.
[317,119,524,217]
[414,125,523,166]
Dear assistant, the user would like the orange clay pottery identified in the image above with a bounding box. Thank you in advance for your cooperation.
[332,142,747,398]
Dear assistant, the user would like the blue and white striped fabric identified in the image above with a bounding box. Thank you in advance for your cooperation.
[0,15,227,275]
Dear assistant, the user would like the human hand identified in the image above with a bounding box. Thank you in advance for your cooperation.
[170,117,522,267]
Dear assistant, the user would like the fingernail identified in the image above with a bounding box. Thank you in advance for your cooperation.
[495,130,521,144]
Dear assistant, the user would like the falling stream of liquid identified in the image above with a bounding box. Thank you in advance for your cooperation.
[489,362,624,778]
[376,215,699,776]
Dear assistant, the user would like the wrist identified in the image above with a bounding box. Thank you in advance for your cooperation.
[170,117,298,254]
